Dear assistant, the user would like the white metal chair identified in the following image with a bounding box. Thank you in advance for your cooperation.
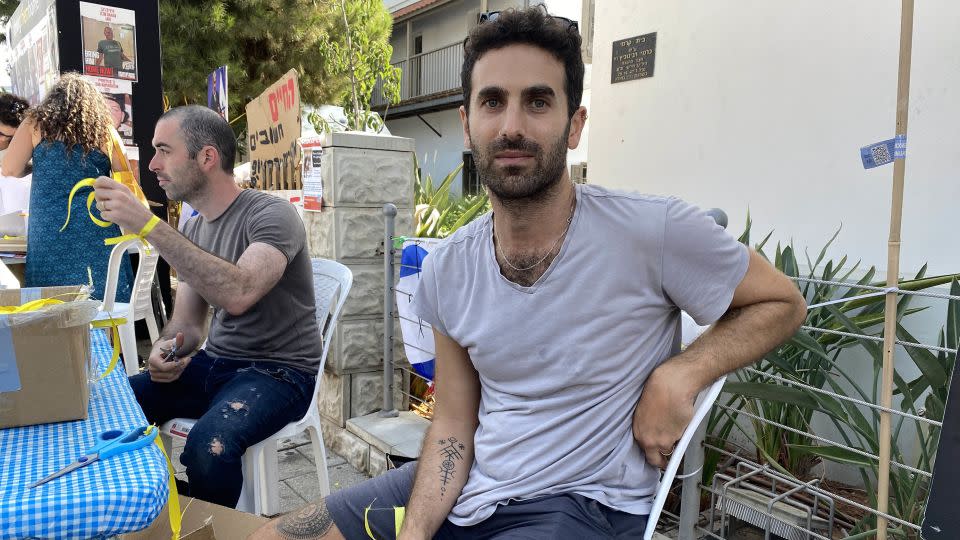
[160,258,353,515]
[94,238,161,376]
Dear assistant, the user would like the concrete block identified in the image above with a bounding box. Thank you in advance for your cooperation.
[327,316,408,374]
[304,206,413,261]
[350,370,404,418]
[324,422,370,473]
[319,371,348,427]
[340,263,385,318]
[348,411,430,458]
[368,450,389,478]
[321,131,415,153]
[319,145,415,208]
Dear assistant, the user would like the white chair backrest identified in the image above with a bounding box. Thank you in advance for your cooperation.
[305,258,353,413]
[643,374,727,540]
[101,238,158,313]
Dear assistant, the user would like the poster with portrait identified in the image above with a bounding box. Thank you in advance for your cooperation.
[207,66,228,121]
[86,76,134,147]
[80,2,138,81]
[8,0,59,105]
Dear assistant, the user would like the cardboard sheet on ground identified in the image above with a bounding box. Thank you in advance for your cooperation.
[122,495,269,539]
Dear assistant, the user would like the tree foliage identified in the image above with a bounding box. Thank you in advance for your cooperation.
[158,0,355,120]
[315,0,400,131]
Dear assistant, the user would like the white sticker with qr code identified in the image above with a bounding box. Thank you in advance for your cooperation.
[861,138,898,169]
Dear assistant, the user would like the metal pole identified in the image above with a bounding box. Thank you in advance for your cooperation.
[877,2,914,537]
[678,418,709,540]
[380,204,399,418]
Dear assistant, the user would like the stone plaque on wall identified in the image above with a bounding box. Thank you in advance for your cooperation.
[611,32,656,84]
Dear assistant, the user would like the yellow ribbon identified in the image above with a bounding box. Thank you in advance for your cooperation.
[364,504,405,539]
[90,316,127,380]
[60,176,161,250]
[0,298,64,314]
[146,425,182,540]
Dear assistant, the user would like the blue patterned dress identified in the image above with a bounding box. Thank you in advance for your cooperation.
[25,141,133,302]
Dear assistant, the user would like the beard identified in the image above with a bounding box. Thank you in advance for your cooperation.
[162,160,206,202]
[472,124,570,202]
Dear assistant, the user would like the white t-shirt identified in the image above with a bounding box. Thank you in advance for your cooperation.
[411,184,749,526]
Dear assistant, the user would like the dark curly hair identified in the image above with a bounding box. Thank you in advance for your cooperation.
[461,7,584,119]
[0,93,29,128]
[27,72,112,155]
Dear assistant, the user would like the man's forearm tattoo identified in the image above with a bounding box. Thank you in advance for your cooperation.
[275,501,335,539]
[437,436,466,499]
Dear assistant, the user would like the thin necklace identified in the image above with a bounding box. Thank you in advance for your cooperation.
[494,196,576,273]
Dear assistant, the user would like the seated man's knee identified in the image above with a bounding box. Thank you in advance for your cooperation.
[181,426,242,475]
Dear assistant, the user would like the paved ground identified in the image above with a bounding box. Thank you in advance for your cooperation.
[170,431,370,516]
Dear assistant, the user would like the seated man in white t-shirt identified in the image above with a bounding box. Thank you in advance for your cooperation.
[253,7,806,540]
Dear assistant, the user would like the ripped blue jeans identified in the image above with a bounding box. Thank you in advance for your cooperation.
[129,350,316,507]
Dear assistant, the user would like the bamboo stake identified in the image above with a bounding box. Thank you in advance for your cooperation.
[877,1,914,538]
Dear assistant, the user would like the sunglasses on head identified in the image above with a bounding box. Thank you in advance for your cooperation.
[476,10,579,33]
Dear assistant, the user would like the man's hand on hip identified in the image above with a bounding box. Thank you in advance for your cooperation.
[93,176,153,232]
[632,362,697,469]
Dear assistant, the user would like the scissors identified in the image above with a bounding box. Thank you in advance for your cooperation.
[28,425,158,488]
[161,333,185,363]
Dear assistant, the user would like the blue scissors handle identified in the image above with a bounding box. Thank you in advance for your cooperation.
[92,426,158,460]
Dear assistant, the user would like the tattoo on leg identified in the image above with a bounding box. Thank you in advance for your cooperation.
[275,500,335,539]
[437,436,465,499]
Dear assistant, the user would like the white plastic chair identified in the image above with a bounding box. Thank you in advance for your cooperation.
[641,311,725,539]
[160,258,353,515]
[642,374,726,540]
[94,238,161,376]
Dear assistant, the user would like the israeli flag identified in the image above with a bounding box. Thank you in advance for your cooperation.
[397,238,441,381]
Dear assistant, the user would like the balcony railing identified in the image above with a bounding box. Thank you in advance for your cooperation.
[372,40,464,109]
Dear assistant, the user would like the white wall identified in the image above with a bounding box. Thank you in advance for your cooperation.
[588,1,960,277]
[388,109,469,195]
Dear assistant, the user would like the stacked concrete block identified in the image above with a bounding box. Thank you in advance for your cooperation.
[304,132,415,428]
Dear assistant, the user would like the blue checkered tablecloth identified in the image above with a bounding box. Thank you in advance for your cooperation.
[0,330,169,539]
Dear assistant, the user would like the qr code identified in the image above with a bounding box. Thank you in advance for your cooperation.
[871,144,892,165]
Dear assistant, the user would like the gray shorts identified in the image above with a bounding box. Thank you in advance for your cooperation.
[326,462,648,539]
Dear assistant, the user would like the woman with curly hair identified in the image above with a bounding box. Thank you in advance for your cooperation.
[1,72,133,301]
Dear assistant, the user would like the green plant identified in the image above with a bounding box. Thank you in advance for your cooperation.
[311,0,401,133]
[704,214,958,538]
[158,0,348,123]
[413,161,489,238]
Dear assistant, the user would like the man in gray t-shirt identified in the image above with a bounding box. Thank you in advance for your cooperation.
[93,105,321,508]
[253,8,806,540]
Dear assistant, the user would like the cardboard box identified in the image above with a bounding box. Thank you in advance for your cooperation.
[122,496,270,540]
[0,286,99,429]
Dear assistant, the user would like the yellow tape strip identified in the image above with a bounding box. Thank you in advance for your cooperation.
[90,318,127,380]
[62,178,162,250]
[0,298,64,314]
[104,215,161,250]
[363,504,405,539]
[146,425,182,540]
[394,507,405,537]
